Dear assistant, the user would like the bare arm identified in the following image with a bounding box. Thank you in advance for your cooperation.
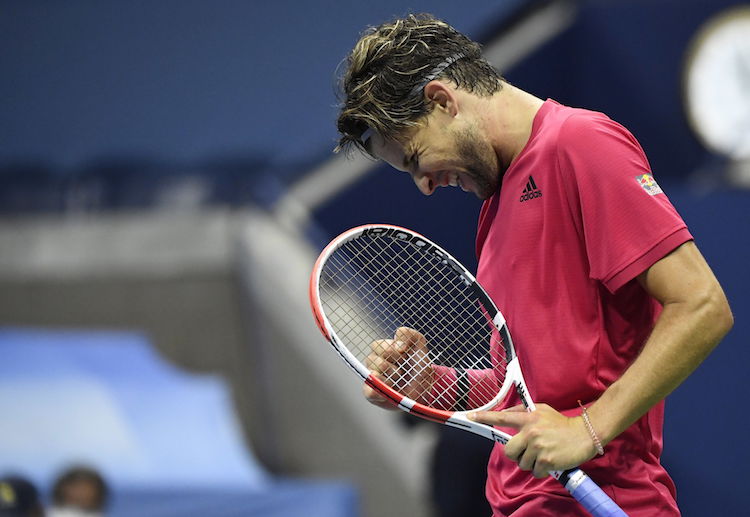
[470,241,733,477]
[588,240,733,445]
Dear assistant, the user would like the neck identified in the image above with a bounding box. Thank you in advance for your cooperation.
[483,83,544,169]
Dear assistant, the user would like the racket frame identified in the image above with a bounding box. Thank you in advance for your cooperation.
[309,224,627,517]
[309,224,524,442]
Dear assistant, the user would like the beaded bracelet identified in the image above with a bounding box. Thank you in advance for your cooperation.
[578,400,605,456]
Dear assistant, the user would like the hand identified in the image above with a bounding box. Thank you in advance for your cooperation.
[469,404,598,478]
[363,327,434,409]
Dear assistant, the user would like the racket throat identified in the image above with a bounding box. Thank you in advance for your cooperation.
[506,357,535,411]
[447,413,510,444]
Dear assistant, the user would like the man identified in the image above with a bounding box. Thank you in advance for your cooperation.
[48,466,108,517]
[0,475,44,517]
[335,13,733,517]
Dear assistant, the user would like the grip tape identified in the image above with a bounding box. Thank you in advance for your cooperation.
[567,473,628,517]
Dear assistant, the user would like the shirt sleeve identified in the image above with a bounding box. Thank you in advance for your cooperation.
[556,113,693,293]
[430,365,498,411]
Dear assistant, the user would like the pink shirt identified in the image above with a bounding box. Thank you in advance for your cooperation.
[476,100,691,516]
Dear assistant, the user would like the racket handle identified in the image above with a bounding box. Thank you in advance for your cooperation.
[560,468,628,517]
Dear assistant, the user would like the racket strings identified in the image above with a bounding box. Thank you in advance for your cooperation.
[323,241,499,367]
[319,235,508,411]
[323,239,504,389]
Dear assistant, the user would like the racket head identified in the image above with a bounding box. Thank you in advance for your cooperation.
[312,226,629,517]
[309,224,519,422]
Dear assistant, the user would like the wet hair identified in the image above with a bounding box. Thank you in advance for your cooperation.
[336,13,503,156]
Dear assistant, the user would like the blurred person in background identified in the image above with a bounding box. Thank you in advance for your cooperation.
[0,475,44,517]
[47,467,108,517]
[335,13,733,517]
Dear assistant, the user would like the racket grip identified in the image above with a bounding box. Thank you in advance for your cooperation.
[563,469,628,517]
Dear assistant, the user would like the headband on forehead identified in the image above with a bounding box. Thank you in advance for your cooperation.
[409,52,466,96]
[359,52,467,147]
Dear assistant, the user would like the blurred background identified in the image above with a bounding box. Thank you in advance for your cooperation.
[1,1,748,516]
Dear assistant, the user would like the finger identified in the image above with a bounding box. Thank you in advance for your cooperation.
[504,434,532,472]
[394,327,426,350]
[389,339,415,362]
[517,446,537,472]
[363,382,386,402]
[468,409,533,429]
[532,458,551,479]
[371,339,396,356]
[370,340,406,363]
[385,342,408,362]
[367,354,398,378]
[365,351,382,371]
[362,381,391,407]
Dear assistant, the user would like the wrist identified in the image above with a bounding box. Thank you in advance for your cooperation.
[578,400,605,456]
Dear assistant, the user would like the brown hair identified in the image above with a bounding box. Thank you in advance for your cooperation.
[52,465,109,510]
[336,13,503,156]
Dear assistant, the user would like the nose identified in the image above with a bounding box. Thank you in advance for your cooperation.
[413,171,436,196]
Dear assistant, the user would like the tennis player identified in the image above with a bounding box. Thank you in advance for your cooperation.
[335,13,733,516]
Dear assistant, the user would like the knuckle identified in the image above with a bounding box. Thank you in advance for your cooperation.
[537,456,553,469]
[527,428,542,440]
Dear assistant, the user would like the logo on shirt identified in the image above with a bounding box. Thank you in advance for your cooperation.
[636,173,663,196]
[519,175,542,202]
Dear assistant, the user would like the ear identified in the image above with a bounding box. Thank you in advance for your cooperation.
[423,81,459,117]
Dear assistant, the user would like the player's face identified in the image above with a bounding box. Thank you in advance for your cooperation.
[371,114,501,200]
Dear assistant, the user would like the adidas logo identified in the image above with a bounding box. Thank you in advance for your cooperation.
[519,175,542,202]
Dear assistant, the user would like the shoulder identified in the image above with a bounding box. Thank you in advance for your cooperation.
[549,107,648,180]
[530,103,638,159]
[556,108,642,154]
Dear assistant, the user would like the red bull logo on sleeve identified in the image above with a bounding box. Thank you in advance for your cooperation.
[635,173,663,196]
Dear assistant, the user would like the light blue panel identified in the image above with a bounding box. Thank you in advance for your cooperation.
[0,328,269,491]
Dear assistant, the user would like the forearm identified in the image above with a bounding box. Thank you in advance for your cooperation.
[588,285,733,446]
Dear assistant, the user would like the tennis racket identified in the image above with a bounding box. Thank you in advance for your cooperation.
[309,224,627,517]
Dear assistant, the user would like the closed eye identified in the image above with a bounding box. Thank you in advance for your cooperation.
[403,151,419,173]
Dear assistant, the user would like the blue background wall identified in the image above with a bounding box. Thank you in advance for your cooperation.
[0,0,521,170]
